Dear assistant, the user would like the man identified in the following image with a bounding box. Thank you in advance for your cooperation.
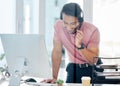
[44,2,100,83]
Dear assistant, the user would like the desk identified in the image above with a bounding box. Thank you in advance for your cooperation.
[0,80,120,86]
[26,83,120,86]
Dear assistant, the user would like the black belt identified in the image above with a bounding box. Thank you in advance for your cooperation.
[78,63,90,68]
[69,63,91,68]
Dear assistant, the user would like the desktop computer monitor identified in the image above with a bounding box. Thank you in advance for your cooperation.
[0,34,52,85]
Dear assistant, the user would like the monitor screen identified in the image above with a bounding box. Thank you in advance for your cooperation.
[0,34,52,79]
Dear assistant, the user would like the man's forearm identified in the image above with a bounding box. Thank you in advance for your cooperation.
[52,51,62,79]
[81,48,99,64]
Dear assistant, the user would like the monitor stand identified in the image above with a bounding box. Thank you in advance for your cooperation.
[8,57,26,86]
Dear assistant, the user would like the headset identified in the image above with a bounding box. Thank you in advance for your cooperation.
[60,3,84,34]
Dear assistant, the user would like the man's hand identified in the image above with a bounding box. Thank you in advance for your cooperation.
[41,78,57,83]
[75,30,84,48]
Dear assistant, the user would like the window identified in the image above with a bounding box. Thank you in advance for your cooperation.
[93,0,120,58]
[23,0,39,34]
[23,4,31,34]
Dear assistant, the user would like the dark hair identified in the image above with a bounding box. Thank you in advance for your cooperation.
[60,3,84,23]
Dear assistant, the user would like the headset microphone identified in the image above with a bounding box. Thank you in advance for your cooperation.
[71,23,82,34]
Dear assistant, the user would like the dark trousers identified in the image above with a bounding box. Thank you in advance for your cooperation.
[66,63,93,83]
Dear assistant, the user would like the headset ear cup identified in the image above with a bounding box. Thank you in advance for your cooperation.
[78,12,84,23]
[78,9,84,23]
[78,17,83,23]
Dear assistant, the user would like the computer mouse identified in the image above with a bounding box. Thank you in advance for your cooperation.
[25,78,37,82]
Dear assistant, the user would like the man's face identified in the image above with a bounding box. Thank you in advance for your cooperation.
[62,13,80,34]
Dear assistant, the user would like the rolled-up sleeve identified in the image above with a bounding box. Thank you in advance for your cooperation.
[87,29,100,48]
[53,22,62,43]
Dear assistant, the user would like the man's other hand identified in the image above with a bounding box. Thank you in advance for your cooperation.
[40,78,57,83]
